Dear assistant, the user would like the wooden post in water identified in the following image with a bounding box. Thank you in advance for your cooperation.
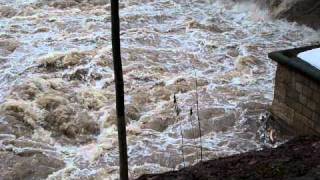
[111,0,129,179]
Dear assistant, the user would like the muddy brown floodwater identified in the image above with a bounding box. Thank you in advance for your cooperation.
[0,0,319,179]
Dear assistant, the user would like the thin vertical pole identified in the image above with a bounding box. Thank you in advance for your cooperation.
[195,73,203,161]
[111,1,129,180]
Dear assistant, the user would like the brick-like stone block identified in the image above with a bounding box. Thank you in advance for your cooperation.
[302,85,313,98]
[310,78,319,90]
[307,101,317,111]
[287,89,299,100]
[312,112,319,122]
[302,106,313,119]
[295,72,302,81]
[299,94,308,105]
[274,82,286,101]
[313,91,320,104]
[295,82,303,93]
[292,101,303,113]
[277,65,292,84]
[271,100,294,125]
[294,112,314,132]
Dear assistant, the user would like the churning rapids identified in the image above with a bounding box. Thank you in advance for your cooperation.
[0,0,319,179]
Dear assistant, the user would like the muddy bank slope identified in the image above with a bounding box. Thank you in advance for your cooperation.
[137,136,320,180]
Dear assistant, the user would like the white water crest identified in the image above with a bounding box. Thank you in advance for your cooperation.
[0,0,319,179]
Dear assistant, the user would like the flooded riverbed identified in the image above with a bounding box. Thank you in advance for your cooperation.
[0,0,319,179]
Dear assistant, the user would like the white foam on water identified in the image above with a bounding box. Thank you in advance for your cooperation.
[0,0,319,179]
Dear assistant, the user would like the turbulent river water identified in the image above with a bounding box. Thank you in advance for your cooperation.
[0,0,319,179]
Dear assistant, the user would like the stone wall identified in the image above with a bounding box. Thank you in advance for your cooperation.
[271,64,320,135]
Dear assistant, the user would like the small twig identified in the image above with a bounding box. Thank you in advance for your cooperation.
[174,94,185,168]
[195,72,203,161]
